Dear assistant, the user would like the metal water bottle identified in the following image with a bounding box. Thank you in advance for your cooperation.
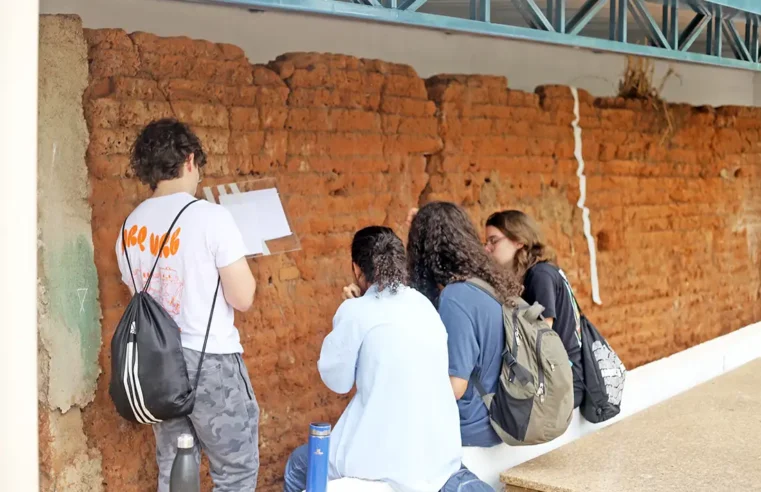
[169,433,200,492]
[306,422,331,492]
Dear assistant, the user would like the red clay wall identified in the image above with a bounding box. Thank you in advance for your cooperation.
[82,29,761,491]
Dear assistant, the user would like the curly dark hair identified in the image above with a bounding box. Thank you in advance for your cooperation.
[351,226,408,294]
[407,202,523,304]
[486,210,557,279]
[130,118,207,190]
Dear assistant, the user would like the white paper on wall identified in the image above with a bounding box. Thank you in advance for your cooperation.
[218,187,292,256]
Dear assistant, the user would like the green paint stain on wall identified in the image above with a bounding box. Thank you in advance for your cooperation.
[47,235,101,385]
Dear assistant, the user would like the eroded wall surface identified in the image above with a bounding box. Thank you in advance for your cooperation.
[35,20,760,491]
[38,14,104,492]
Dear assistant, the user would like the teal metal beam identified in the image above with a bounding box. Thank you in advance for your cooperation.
[679,12,709,51]
[723,19,752,61]
[629,0,670,48]
[512,0,554,31]
[179,0,761,71]
[566,0,607,36]
[746,15,759,61]
[706,0,761,16]
[662,0,678,49]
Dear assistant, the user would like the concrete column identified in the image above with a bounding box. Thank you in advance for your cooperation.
[0,1,40,489]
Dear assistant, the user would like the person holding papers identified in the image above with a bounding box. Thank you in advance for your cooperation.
[283,226,491,492]
[116,119,260,491]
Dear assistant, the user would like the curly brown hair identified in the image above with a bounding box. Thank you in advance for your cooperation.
[131,118,207,190]
[407,202,523,304]
[352,226,408,294]
[486,210,557,279]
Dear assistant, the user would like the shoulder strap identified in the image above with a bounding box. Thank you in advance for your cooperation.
[121,217,139,294]
[465,278,528,309]
[193,276,221,392]
[557,269,584,317]
[143,199,199,293]
[465,277,498,300]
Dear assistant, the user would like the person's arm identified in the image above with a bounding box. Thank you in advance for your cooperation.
[115,228,136,295]
[219,258,256,312]
[317,302,363,394]
[439,294,479,400]
[450,376,469,400]
[211,207,256,312]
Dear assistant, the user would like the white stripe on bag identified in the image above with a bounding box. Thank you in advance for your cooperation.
[132,345,161,423]
[124,342,148,424]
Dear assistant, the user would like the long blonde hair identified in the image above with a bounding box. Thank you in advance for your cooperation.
[486,210,556,279]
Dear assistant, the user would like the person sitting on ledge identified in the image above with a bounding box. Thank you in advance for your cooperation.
[283,225,491,492]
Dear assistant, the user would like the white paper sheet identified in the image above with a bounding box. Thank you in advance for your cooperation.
[218,187,292,256]
[249,188,292,240]
[219,198,263,256]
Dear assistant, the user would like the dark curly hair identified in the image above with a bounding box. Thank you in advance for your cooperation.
[486,210,557,279]
[130,118,207,190]
[407,202,523,305]
[352,226,408,294]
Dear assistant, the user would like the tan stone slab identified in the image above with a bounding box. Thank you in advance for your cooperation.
[501,358,761,492]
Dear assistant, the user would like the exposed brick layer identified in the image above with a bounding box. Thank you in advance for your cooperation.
[82,29,761,491]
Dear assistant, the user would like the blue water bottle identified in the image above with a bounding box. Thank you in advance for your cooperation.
[306,422,331,492]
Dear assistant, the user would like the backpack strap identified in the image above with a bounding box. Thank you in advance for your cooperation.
[121,217,139,294]
[121,199,199,294]
[194,276,221,392]
[143,199,199,293]
[464,278,534,391]
[554,267,584,316]
[465,277,498,299]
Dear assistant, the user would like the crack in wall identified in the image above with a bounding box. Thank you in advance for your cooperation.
[570,86,602,306]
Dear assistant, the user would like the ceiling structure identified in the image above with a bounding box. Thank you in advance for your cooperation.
[180,0,761,71]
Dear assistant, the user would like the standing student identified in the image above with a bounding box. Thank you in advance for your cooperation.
[116,119,259,491]
[484,210,584,408]
[406,202,522,487]
[284,226,486,492]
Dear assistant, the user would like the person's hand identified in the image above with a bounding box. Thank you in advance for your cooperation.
[406,208,419,227]
[342,284,361,300]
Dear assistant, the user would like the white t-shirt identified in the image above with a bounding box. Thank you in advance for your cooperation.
[318,285,462,491]
[115,192,247,354]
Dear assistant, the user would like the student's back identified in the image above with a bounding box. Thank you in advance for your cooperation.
[438,282,504,447]
[320,285,462,491]
[116,192,245,353]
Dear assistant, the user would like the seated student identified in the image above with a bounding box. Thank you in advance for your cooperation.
[406,203,522,478]
[485,210,584,408]
[283,226,486,492]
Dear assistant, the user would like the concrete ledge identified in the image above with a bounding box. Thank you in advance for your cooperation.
[463,321,761,489]
[501,357,761,491]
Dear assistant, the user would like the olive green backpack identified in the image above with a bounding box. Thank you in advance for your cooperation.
[467,278,574,445]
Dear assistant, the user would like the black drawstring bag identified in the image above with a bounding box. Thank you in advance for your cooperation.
[109,200,220,424]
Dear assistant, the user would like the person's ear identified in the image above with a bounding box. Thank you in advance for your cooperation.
[185,154,195,174]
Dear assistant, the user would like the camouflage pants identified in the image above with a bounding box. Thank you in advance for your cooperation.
[154,348,260,492]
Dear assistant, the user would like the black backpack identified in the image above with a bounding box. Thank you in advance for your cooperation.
[109,200,220,424]
[559,272,626,423]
